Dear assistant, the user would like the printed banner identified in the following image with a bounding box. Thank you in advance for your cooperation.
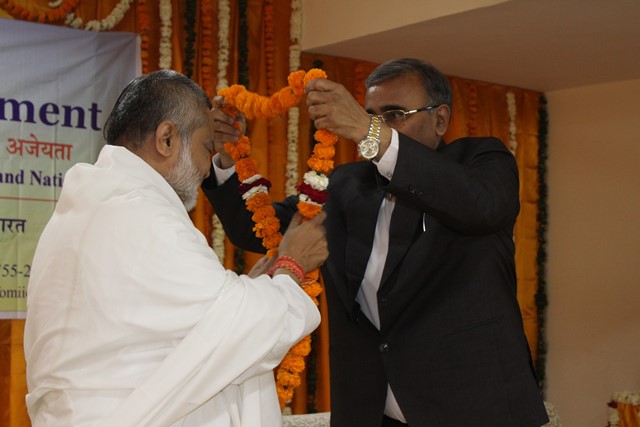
[0,19,140,318]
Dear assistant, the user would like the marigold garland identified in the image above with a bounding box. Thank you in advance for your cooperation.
[182,0,197,78]
[137,0,151,74]
[467,82,479,136]
[506,91,518,155]
[218,69,337,409]
[0,0,79,22]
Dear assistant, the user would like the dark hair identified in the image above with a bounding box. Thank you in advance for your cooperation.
[365,58,452,110]
[104,70,212,149]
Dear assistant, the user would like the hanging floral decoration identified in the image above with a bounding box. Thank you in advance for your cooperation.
[534,95,549,392]
[237,0,249,86]
[0,0,79,23]
[262,0,276,155]
[506,91,518,155]
[284,0,303,196]
[218,68,337,408]
[607,391,640,427]
[158,0,172,69]
[64,0,132,31]
[137,0,151,74]
[210,0,231,263]
[216,0,231,91]
[182,0,197,78]
[264,0,275,94]
[354,64,367,106]
[467,82,479,136]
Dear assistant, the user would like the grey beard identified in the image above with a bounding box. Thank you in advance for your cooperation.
[165,143,201,211]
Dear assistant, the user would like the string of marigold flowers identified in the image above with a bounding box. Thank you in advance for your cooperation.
[218,68,337,409]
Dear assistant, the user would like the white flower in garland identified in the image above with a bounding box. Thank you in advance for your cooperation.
[241,185,269,201]
[298,194,322,207]
[65,0,133,31]
[158,0,173,69]
[303,171,329,191]
[506,91,517,156]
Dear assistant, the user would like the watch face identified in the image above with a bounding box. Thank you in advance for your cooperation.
[359,138,379,159]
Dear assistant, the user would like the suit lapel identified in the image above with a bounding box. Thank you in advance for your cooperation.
[379,197,422,290]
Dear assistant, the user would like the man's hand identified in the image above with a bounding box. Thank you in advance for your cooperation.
[278,212,328,274]
[211,95,246,169]
[305,79,371,143]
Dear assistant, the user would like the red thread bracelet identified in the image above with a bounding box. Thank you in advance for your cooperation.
[271,255,305,283]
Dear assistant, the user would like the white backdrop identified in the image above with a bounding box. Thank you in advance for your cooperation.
[0,18,140,318]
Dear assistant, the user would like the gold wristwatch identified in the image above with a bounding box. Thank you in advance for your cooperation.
[358,114,381,160]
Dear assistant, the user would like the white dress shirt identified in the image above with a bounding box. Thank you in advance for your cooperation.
[355,130,406,423]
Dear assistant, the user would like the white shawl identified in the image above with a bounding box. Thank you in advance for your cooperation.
[24,145,320,426]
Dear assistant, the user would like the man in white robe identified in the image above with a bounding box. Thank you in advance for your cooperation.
[24,70,327,427]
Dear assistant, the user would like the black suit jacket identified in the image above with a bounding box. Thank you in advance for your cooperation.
[202,135,549,427]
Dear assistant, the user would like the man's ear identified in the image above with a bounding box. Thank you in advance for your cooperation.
[155,120,177,158]
[435,105,451,137]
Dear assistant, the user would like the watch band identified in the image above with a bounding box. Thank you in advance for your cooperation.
[358,115,381,160]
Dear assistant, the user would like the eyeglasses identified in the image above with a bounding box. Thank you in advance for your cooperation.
[378,104,440,125]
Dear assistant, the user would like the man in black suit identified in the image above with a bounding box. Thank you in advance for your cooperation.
[203,58,549,427]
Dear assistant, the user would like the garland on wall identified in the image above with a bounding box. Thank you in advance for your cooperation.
[506,92,517,155]
[199,0,215,97]
[467,82,479,136]
[0,0,170,71]
[210,0,231,264]
[158,0,172,69]
[0,0,79,22]
[237,0,249,86]
[182,0,197,78]
[232,0,249,275]
[607,391,640,427]
[137,0,151,74]
[535,95,549,394]
[284,0,303,196]
[65,0,132,31]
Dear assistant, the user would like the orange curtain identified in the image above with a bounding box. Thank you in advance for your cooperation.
[0,1,544,424]
[617,402,640,427]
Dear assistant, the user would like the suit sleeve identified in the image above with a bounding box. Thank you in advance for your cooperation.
[387,135,520,235]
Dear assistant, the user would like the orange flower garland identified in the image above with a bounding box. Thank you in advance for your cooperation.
[0,0,79,22]
[218,68,337,408]
[137,0,151,74]
[467,81,479,136]
[0,0,80,23]
[199,0,215,98]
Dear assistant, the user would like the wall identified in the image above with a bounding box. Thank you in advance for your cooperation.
[301,0,507,50]
[546,79,640,426]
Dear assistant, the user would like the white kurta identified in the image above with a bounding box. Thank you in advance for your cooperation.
[24,145,320,427]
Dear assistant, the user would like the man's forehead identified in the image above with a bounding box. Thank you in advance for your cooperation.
[366,76,427,104]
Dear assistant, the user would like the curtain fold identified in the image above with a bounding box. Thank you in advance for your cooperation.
[1,1,544,423]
